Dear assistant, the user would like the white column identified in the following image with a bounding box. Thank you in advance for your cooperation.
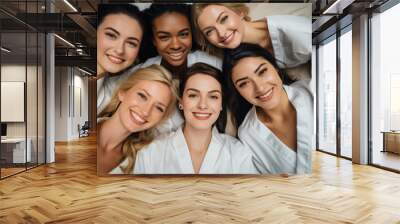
[352,14,369,164]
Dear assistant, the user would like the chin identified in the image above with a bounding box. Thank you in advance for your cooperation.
[170,60,185,67]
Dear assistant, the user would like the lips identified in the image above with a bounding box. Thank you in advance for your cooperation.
[192,112,212,120]
[130,109,147,125]
[256,87,273,102]
[107,54,125,64]
[167,51,185,61]
[220,31,235,44]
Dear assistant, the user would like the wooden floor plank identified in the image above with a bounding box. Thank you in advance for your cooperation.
[1,135,400,223]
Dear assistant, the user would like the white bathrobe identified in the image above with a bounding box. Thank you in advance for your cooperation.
[238,80,313,174]
[110,126,258,174]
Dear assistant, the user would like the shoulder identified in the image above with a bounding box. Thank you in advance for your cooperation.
[288,79,313,104]
[215,131,251,155]
[137,129,177,157]
[238,107,258,131]
[188,50,222,69]
[267,15,310,27]
[142,56,162,66]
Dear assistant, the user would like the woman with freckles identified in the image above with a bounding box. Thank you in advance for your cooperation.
[223,44,313,174]
[192,3,311,70]
[97,4,146,114]
[113,63,257,174]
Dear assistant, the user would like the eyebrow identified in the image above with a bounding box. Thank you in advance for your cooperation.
[156,28,190,35]
[105,27,140,42]
[186,88,221,94]
[254,63,267,74]
[234,77,248,86]
[105,27,119,35]
[201,11,225,32]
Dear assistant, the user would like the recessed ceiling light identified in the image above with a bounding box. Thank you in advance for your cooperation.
[1,47,11,53]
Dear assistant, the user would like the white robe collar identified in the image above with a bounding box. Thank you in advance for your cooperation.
[247,83,312,173]
[172,126,223,174]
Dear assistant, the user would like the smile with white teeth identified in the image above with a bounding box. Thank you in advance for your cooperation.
[192,112,212,120]
[130,110,146,125]
[257,88,273,101]
[107,54,124,64]
[168,51,185,60]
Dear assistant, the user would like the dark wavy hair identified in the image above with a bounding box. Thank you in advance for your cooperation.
[179,63,227,133]
[222,43,294,129]
[141,3,199,60]
[97,4,148,63]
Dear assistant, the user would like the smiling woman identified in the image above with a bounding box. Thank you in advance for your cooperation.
[121,63,257,174]
[97,4,145,76]
[96,4,146,115]
[97,64,178,175]
[223,43,313,174]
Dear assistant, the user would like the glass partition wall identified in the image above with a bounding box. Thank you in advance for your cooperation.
[0,1,46,179]
[316,26,353,159]
[370,2,400,171]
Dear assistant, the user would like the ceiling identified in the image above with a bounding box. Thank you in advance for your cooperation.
[0,0,393,74]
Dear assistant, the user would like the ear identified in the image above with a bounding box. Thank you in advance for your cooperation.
[239,11,245,20]
[118,90,126,102]
[152,38,157,47]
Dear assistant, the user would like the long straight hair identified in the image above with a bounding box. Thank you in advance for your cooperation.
[222,43,294,129]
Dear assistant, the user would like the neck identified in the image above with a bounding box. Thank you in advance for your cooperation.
[242,19,273,53]
[99,112,131,152]
[183,124,212,153]
[161,59,187,80]
[258,90,294,123]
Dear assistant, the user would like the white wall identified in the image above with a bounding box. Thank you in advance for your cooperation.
[54,67,89,141]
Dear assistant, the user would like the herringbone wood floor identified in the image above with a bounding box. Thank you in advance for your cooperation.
[1,135,400,223]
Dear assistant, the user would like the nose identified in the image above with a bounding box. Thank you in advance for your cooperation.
[114,40,125,55]
[215,24,226,40]
[170,37,182,50]
[141,102,152,118]
[197,95,208,110]
[253,79,265,94]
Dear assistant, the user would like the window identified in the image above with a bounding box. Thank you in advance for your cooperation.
[370,2,400,171]
[317,36,337,154]
[339,28,352,158]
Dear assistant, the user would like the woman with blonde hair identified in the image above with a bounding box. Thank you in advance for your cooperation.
[192,3,311,69]
[98,64,178,174]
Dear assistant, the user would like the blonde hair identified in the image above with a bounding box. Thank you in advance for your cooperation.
[99,64,178,174]
[192,3,251,56]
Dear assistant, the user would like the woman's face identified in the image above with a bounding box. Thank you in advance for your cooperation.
[152,12,192,67]
[231,56,284,111]
[197,5,244,49]
[181,74,222,131]
[117,80,172,133]
[97,14,143,74]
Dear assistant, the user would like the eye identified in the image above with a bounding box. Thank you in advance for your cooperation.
[238,81,248,88]
[210,94,220,100]
[137,92,147,100]
[126,41,138,48]
[188,93,198,98]
[156,106,165,113]
[105,32,117,40]
[205,29,214,37]
[258,68,267,76]
[158,35,169,41]
[220,15,228,24]
[179,31,190,38]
